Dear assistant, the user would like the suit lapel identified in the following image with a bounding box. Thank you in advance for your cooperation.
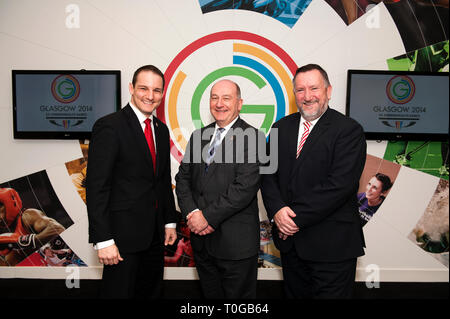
[153,117,163,177]
[287,113,301,162]
[122,105,154,173]
[198,123,215,191]
[200,118,242,190]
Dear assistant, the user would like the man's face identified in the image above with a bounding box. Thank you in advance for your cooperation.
[366,177,384,201]
[293,69,332,121]
[209,80,242,127]
[129,70,164,116]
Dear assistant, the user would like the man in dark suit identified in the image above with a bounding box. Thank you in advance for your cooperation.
[261,64,366,298]
[175,79,262,299]
[86,65,178,298]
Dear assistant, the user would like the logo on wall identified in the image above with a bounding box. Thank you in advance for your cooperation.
[379,75,418,130]
[158,30,298,162]
[45,74,85,128]
[51,75,80,104]
[386,75,415,105]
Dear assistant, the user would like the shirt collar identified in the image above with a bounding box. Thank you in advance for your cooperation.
[129,101,154,124]
[300,113,321,129]
[215,116,239,133]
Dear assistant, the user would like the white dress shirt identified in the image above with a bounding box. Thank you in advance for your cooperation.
[296,115,321,149]
[269,114,322,224]
[210,116,239,146]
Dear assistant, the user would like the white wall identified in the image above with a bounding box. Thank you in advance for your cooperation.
[0,0,447,282]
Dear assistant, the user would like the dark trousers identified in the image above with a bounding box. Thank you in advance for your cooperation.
[193,249,258,299]
[281,248,357,299]
[100,233,164,299]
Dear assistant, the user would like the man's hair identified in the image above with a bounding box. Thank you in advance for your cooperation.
[132,65,165,90]
[234,81,241,99]
[375,173,393,192]
[293,63,330,87]
[211,79,242,99]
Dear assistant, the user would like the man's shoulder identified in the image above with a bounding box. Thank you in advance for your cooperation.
[94,105,128,126]
[235,117,258,131]
[326,108,355,123]
[197,121,216,136]
[153,115,170,132]
[21,208,45,223]
[272,112,299,128]
[326,108,363,130]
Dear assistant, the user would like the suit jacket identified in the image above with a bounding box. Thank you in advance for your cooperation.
[175,118,262,260]
[261,108,366,262]
[86,104,178,253]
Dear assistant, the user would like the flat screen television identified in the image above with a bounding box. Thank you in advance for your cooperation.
[12,70,121,139]
[346,70,449,141]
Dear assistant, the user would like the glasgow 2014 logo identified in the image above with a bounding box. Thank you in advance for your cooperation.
[157,30,298,162]
[51,74,80,104]
[379,75,418,130]
[386,75,415,105]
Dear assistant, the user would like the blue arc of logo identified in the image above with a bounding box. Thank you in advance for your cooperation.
[233,55,285,123]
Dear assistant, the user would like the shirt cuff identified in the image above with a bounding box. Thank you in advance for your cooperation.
[187,208,200,219]
[93,239,115,250]
[165,223,176,228]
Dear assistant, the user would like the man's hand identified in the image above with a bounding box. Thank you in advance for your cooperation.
[165,227,177,246]
[97,244,123,265]
[186,210,209,234]
[198,225,215,236]
[274,206,299,240]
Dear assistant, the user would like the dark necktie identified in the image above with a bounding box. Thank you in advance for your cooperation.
[144,118,156,172]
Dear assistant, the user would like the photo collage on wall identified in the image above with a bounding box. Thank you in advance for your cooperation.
[408,179,449,267]
[357,155,400,226]
[199,0,313,28]
[0,171,86,267]
[384,138,450,267]
[382,32,449,267]
[325,0,449,54]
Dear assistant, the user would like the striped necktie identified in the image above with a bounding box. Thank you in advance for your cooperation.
[205,127,225,171]
[296,121,311,159]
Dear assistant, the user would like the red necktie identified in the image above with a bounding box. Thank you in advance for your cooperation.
[144,118,156,172]
[296,121,311,158]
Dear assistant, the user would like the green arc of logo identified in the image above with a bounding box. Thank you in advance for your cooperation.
[191,66,274,133]
[393,80,410,99]
[58,80,75,98]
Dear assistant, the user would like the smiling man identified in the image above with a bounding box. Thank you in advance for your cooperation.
[175,79,263,299]
[261,64,367,299]
[86,65,178,299]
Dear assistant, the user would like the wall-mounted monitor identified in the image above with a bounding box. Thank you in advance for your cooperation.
[12,70,121,139]
[346,70,449,141]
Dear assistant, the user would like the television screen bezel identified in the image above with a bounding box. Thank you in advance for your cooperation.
[12,69,121,140]
[345,69,449,141]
